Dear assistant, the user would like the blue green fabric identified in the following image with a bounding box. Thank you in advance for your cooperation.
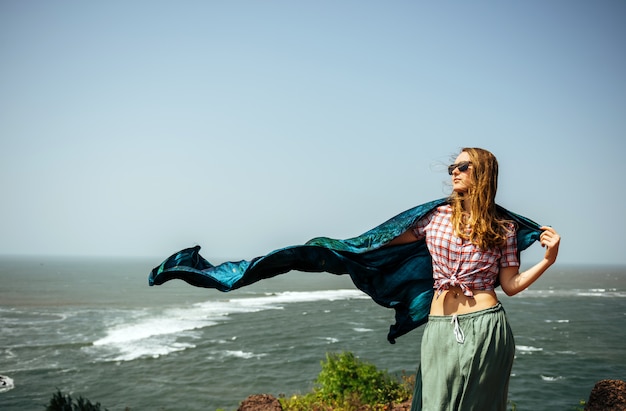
[149,198,542,343]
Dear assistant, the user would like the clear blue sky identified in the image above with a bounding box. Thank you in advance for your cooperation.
[1,1,625,266]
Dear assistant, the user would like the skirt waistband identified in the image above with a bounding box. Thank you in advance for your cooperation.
[427,302,504,322]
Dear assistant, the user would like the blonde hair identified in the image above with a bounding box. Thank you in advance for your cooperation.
[448,147,511,250]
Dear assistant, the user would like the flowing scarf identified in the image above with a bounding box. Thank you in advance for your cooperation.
[149,198,542,343]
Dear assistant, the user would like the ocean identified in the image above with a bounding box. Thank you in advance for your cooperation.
[0,257,624,411]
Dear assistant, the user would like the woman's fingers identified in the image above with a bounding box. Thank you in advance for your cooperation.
[540,226,561,262]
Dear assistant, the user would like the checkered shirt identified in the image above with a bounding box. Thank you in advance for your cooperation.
[412,205,519,297]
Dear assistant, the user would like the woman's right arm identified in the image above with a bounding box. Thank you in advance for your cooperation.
[388,211,432,246]
[387,229,419,245]
[499,226,561,296]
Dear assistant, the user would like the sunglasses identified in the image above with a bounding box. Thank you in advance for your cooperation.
[448,161,472,175]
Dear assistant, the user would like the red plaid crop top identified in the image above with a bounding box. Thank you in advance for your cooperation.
[412,204,519,298]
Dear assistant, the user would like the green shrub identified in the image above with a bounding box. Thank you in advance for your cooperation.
[45,389,109,411]
[280,351,413,411]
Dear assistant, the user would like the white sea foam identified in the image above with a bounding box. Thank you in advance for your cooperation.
[233,289,368,306]
[123,340,195,361]
[0,308,68,325]
[516,345,543,354]
[88,289,365,362]
[353,328,374,332]
[541,375,564,381]
[209,350,267,360]
[0,375,15,393]
[516,288,626,298]
[93,317,214,346]
[88,310,221,361]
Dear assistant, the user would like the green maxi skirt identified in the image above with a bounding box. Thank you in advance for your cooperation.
[411,303,515,411]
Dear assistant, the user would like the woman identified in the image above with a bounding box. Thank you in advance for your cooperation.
[149,147,559,410]
[391,147,561,410]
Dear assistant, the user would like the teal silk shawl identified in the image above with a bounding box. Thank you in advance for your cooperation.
[149,198,542,343]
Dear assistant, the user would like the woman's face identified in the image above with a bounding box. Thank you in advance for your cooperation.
[450,151,473,194]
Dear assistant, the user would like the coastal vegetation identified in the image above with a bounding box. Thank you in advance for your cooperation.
[279,351,413,411]
[46,389,111,411]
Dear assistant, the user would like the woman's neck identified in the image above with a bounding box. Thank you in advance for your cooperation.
[461,196,471,212]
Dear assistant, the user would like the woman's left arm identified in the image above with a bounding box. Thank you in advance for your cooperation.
[499,226,561,296]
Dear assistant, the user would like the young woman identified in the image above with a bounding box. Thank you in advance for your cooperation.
[391,147,561,410]
[149,147,560,410]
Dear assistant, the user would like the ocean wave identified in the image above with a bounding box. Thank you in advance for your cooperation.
[513,288,626,298]
[86,289,366,362]
[230,289,368,305]
[207,350,268,360]
[86,334,198,362]
[0,375,15,393]
[93,317,214,346]
[516,345,543,354]
[0,308,69,325]
[88,310,214,361]
[541,375,564,382]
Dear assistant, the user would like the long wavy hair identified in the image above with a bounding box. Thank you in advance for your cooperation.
[448,147,511,250]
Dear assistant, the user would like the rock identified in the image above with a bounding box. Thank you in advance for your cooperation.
[585,379,626,411]
[390,399,412,411]
[237,394,283,411]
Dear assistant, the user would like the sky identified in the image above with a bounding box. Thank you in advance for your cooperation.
[1,0,625,266]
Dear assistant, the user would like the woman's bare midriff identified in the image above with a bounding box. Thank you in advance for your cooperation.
[429,285,499,316]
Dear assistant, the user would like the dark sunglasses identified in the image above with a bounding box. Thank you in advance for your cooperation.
[448,161,472,175]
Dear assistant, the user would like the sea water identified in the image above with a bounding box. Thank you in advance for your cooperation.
[0,257,624,410]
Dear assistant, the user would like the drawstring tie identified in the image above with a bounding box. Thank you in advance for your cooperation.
[451,314,465,344]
